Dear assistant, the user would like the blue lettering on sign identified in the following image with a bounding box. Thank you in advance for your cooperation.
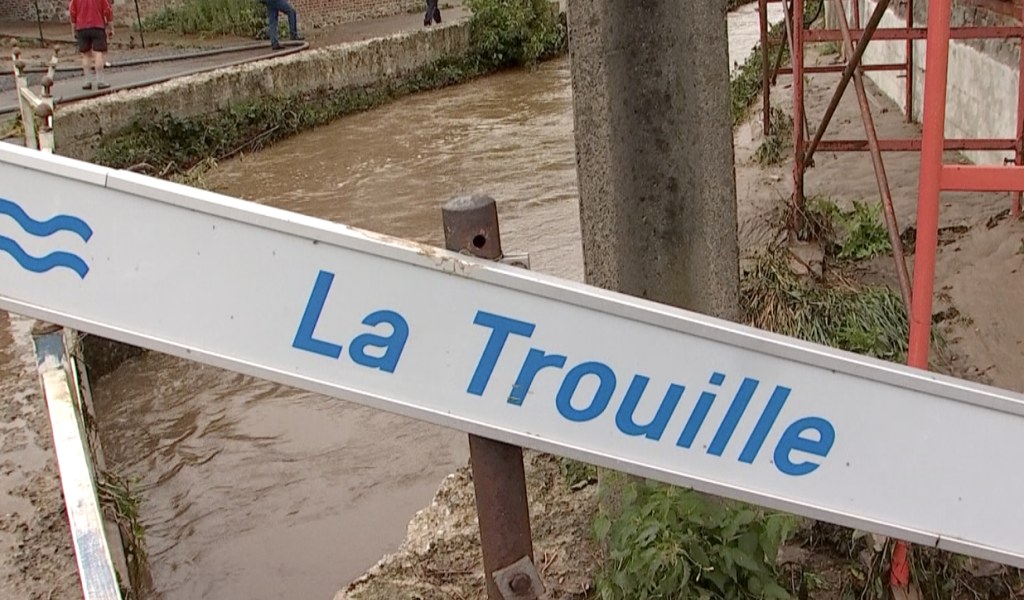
[468,310,835,477]
[292,270,409,373]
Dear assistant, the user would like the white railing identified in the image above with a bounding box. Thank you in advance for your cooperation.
[31,324,123,600]
[10,43,57,152]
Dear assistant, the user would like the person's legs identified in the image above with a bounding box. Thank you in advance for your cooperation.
[267,1,281,48]
[91,29,109,89]
[280,0,300,39]
[424,0,437,26]
[76,29,94,89]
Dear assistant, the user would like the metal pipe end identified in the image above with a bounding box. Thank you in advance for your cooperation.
[441,193,503,259]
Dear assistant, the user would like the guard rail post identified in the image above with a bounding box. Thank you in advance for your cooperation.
[10,42,58,152]
[31,322,122,600]
[11,43,38,149]
[441,194,545,600]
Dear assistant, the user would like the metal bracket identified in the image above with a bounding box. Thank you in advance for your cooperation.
[499,252,531,270]
[492,555,546,600]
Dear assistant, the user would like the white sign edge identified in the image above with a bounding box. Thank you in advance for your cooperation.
[2,143,1023,567]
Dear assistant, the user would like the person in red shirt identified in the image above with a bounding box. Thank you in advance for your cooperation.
[68,0,114,90]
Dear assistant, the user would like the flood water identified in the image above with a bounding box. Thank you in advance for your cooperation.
[0,5,782,600]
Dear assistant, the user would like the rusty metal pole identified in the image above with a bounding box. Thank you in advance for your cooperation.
[441,194,543,600]
[905,0,914,123]
[760,0,772,136]
[1012,0,1024,219]
[833,0,913,314]
[792,0,806,217]
[802,0,892,169]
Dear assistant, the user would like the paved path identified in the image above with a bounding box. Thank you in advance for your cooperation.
[1,2,471,118]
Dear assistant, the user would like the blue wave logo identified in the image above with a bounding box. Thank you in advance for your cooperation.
[0,198,93,279]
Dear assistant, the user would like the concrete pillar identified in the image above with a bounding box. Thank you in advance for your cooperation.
[566,0,741,321]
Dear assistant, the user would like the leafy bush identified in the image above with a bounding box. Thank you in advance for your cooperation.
[595,479,799,600]
[464,0,566,68]
[799,197,891,261]
[141,0,277,38]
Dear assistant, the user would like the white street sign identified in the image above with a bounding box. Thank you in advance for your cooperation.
[2,143,1024,567]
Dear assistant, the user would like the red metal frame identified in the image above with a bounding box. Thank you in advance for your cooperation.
[756,0,1024,589]
[757,0,1024,218]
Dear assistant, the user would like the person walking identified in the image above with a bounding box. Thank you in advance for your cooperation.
[259,0,304,50]
[69,0,113,90]
[424,0,441,26]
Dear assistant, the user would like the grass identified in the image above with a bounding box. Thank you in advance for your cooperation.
[98,470,147,599]
[0,117,23,140]
[741,249,911,362]
[797,196,892,261]
[141,0,279,38]
[731,21,789,127]
[754,105,793,166]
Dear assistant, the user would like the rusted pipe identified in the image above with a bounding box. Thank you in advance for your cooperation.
[905,0,914,122]
[802,0,892,169]
[781,0,812,139]
[760,0,772,136]
[441,194,540,600]
[834,0,913,314]
[792,0,806,217]
[1012,0,1024,218]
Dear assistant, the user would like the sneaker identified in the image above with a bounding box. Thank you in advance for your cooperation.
[271,43,284,50]
[82,82,92,90]
[290,32,304,41]
[97,82,110,90]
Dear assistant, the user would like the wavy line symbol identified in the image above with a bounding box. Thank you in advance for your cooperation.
[0,198,92,279]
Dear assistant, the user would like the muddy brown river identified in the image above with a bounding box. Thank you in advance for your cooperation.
[0,5,780,600]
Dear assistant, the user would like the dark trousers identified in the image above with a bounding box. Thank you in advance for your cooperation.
[424,0,441,24]
[264,0,298,46]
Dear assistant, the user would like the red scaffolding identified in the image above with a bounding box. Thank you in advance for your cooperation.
[757,0,1024,589]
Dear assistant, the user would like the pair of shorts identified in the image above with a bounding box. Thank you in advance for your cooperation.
[76,27,107,53]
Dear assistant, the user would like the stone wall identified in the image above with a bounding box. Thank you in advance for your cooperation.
[825,0,1022,165]
[0,0,422,28]
[55,20,472,168]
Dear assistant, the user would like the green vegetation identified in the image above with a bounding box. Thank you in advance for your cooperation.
[595,479,798,600]
[753,106,792,166]
[141,0,277,38]
[819,40,842,56]
[98,471,147,599]
[0,117,22,140]
[465,0,564,67]
[742,249,910,361]
[95,0,566,177]
[731,21,789,126]
[798,196,891,261]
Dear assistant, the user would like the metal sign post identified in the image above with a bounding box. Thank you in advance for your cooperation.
[3,144,1024,569]
[441,195,543,600]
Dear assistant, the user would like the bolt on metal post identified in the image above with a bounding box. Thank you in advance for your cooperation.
[441,194,544,600]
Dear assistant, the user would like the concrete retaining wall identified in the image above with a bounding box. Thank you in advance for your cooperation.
[827,0,1020,165]
[55,21,472,161]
